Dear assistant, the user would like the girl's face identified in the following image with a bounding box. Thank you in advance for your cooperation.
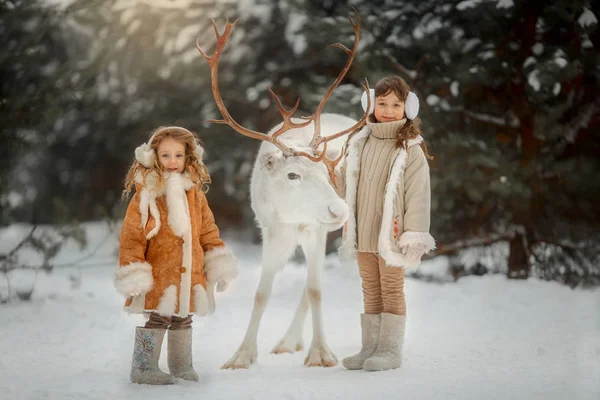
[374,91,405,122]
[157,137,186,173]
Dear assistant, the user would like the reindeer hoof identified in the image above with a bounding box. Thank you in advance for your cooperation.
[304,345,338,367]
[271,338,304,354]
[221,348,257,370]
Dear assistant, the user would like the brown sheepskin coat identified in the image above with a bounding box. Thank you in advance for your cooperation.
[115,171,237,317]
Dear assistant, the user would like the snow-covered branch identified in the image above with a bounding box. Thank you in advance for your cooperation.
[459,108,520,128]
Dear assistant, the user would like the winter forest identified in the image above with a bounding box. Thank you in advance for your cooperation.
[1,0,599,399]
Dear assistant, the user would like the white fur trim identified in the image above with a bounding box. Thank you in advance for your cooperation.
[134,142,155,168]
[361,88,375,115]
[125,294,146,313]
[114,262,153,297]
[378,149,409,268]
[133,171,195,240]
[146,195,161,239]
[204,246,239,285]
[338,125,370,261]
[405,91,419,120]
[165,173,191,237]
[193,284,209,316]
[156,285,178,316]
[397,231,436,254]
[194,145,204,161]
[178,212,193,315]
[139,189,150,230]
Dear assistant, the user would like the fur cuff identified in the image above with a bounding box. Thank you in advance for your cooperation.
[156,285,177,316]
[338,240,357,264]
[114,262,154,297]
[204,246,239,285]
[397,231,436,254]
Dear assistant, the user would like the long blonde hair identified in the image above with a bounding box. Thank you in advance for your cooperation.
[122,126,211,199]
[374,76,433,160]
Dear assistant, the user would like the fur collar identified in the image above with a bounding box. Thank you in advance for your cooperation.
[135,171,194,239]
[134,171,195,195]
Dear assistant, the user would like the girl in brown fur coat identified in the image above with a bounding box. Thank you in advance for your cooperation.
[115,126,238,385]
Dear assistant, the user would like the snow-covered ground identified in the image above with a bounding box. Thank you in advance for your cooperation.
[1,222,599,400]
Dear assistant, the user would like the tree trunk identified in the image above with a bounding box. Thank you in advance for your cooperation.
[507,231,529,279]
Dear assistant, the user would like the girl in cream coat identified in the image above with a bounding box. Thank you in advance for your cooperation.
[336,76,435,371]
[115,126,238,384]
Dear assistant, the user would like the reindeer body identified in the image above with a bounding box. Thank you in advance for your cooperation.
[222,114,357,368]
[196,10,369,368]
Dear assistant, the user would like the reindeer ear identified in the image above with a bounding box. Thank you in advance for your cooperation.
[259,153,282,172]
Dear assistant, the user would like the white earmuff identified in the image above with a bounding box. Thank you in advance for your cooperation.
[405,91,419,120]
[361,88,375,115]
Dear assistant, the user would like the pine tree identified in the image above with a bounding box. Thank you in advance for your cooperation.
[298,0,600,284]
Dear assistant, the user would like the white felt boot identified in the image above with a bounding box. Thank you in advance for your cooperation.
[363,313,405,371]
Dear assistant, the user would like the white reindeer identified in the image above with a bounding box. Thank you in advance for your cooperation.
[196,10,370,368]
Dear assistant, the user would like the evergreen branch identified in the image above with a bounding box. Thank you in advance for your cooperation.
[446,106,521,128]
[431,231,515,256]
[530,237,590,251]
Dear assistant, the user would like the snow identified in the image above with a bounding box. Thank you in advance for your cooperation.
[285,12,308,55]
[523,56,536,68]
[450,81,460,97]
[528,69,541,91]
[553,82,561,95]
[496,0,514,9]
[578,8,598,28]
[457,0,483,11]
[1,222,599,400]
[426,94,440,106]
[1,191,24,208]
[462,38,481,54]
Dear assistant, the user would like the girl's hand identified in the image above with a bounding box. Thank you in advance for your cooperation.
[400,243,427,263]
[216,280,229,292]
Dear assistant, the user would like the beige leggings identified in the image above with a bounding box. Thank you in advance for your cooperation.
[144,312,193,330]
[357,252,406,316]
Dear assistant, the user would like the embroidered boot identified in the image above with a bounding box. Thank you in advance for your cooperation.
[168,328,199,381]
[341,313,381,370]
[130,327,175,385]
[363,313,406,371]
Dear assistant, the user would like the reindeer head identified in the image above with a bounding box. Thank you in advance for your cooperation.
[197,9,370,231]
[252,114,361,230]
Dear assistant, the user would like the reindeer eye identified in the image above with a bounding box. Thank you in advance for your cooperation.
[287,173,300,180]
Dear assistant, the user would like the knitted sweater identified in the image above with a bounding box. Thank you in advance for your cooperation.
[356,119,406,252]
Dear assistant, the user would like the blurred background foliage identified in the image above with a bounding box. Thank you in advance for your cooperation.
[1,0,598,286]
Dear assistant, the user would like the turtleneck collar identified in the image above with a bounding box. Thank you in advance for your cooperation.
[366,117,407,140]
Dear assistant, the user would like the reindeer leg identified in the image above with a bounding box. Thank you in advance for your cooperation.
[298,227,338,367]
[222,225,297,369]
[271,286,309,354]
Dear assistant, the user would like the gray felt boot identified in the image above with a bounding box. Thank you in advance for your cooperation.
[130,327,175,385]
[363,313,406,371]
[342,313,381,370]
[167,328,199,381]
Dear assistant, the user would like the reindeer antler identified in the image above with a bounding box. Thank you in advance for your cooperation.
[296,8,371,183]
[197,9,370,184]
[196,18,312,157]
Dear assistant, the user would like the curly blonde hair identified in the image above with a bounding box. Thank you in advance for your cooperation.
[122,126,211,199]
[374,76,433,160]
